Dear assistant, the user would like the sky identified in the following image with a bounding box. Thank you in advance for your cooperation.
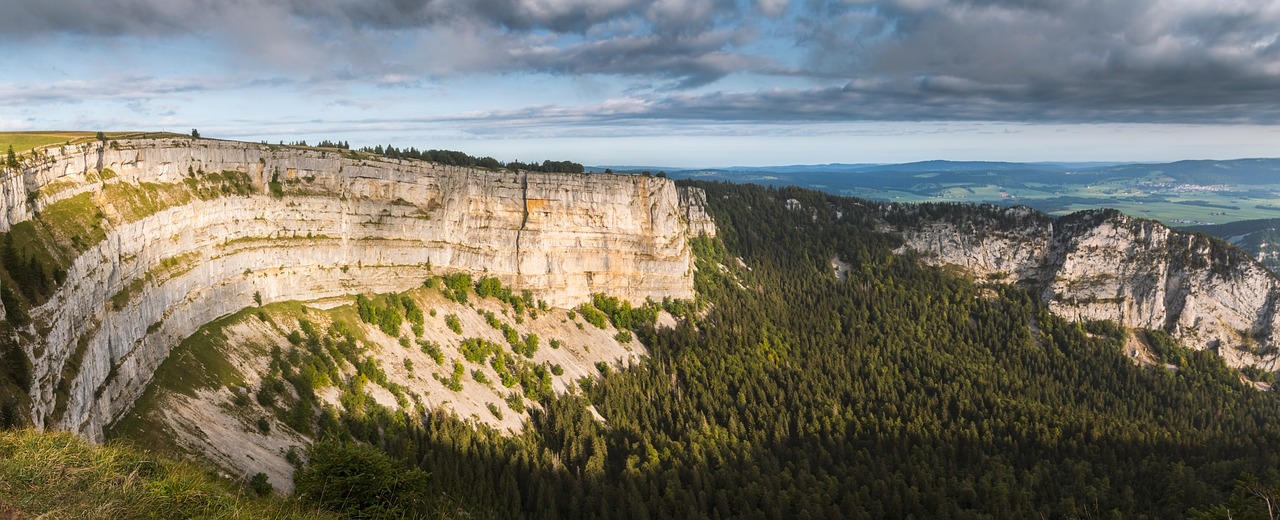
[2,0,1280,167]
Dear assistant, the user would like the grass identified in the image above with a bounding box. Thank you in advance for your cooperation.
[154,310,253,397]
[0,131,186,155]
[106,307,261,455]
[0,132,97,154]
[0,428,332,519]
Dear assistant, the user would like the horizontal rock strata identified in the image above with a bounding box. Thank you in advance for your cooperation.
[0,138,713,440]
[896,206,1280,371]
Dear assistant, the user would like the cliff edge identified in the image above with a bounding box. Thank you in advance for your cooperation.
[0,137,714,440]
[893,204,1279,371]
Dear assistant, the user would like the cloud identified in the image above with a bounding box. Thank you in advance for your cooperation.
[756,0,789,17]
[5,0,1280,125]
[0,75,228,105]
[787,0,1280,122]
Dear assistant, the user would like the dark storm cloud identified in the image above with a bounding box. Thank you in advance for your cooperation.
[8,0,1280,124]
[3,0,759,86]
[790,0,1280,121]
[1,0,736,37]
[513,28,769,87]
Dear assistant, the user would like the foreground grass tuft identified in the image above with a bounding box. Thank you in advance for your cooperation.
[0,428,332,519]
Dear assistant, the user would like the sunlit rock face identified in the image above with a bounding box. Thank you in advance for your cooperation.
[1,138,714,440]
[898,206,1280,371]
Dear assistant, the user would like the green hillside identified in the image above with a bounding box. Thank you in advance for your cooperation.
[0,131,184,153]
[0,428,330,519]
[218,180,1280,518]
[4,152,1280,517]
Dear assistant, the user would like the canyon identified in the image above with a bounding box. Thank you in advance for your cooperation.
[0,137,714,443]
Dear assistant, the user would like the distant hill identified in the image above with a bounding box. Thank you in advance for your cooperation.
[1090,158,1280,185]
[626,157,1280,226]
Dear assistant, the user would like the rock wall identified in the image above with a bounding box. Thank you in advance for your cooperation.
[1,138,713,440]
[897,206,1280,371]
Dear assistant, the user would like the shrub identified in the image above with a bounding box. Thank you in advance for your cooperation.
[441,273,472,303]
[419,340,444,364]
[445,314,462,335]
[255,384,276,407]
[505,392,525,413]
[577,304,608,329]
[294,441,430,518]
[248,472,272,496]
[461,337,499,364]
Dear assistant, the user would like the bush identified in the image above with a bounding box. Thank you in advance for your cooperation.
[419,340,444,364]
[441,273,472,303]
[294,441,430,518]
[255,384,276,408]
[355,294,404,336]
[461,337,499,364]
[445,314,462,335]
[577,304,609,329]
[505,392,525,413]
[248,472,272,496]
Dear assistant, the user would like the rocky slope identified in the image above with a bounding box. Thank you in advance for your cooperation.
[892,204,1280,371]
[0,137,713,441]
[1184,218,1280,275]
[112,285,649,492]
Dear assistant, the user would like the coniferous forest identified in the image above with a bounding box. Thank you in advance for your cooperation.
[296,181,1280,519]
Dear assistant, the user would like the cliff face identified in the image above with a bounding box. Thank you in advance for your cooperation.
[0,138,713,440]
[897,206,1280,371]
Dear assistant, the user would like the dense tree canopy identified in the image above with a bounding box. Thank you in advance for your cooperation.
[299,181,1280,518]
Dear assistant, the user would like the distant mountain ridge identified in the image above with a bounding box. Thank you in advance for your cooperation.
[603,158,1278,177]
[612,157,1280,231]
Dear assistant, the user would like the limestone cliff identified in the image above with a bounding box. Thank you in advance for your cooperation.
[0,137,713,441]
[895,205,1280,371]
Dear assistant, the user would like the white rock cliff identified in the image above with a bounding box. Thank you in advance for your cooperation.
[896,206,1280,371]
[0,138,714,441]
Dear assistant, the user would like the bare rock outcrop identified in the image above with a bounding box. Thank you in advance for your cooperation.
[0,138,713,440]
[897,205,1280,371]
